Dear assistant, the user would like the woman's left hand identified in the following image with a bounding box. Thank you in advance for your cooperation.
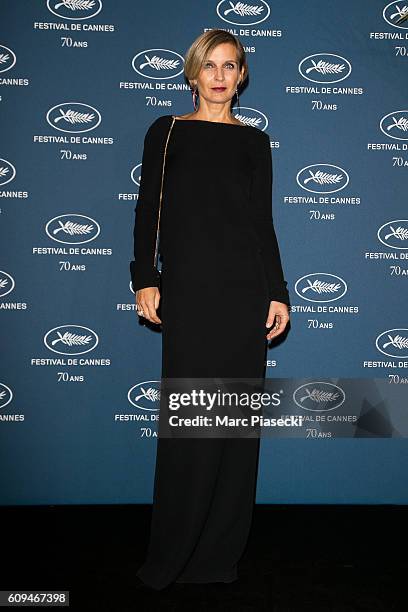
[265,301,290,340]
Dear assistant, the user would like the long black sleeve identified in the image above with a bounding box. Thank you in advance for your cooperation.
[250,131,291,307]
[130,117,167,292]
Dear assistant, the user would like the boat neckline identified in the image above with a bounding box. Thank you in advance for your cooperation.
[170,114,248,128]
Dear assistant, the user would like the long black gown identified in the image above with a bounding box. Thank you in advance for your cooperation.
[130,113,290,590]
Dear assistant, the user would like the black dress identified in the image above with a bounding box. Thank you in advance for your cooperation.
[130,114,290,590]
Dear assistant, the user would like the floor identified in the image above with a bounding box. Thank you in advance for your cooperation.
[1,504,406,611]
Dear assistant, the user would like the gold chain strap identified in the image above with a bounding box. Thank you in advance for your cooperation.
[154,115,176,269]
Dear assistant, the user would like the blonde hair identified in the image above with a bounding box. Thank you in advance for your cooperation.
[184,30,248,89]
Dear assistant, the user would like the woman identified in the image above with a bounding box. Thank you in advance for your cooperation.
[130,30,290,591]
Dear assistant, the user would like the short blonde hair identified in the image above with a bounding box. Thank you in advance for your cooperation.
[184,30,248,89]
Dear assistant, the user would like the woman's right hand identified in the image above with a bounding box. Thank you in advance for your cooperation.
[135,287,162,324]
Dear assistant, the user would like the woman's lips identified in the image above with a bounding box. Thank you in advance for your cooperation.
[211,87,226,91]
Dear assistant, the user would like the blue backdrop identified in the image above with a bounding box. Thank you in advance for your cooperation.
[1,0,407,505]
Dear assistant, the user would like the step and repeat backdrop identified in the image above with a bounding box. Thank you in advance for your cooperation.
[1,1,407,504]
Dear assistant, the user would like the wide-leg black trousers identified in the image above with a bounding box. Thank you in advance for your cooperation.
[136,266,269,590]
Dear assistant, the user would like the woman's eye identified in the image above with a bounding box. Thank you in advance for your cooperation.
[203,63,235,69]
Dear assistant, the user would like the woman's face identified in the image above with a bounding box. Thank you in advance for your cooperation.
[193,42,243,105]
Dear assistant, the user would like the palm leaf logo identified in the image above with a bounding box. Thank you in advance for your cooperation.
[303,170,343,185]
[382,334,408,350]
[139,55,180,71]
[301,280,342,295]
[305,60,345,75]
[384,225,408,241]
[224,2,264,16]
[52,220,94,236]
[299,387,340,404]
[0,166,10,177]
[51,331,93,347]
[0,390,6,400]
[386,115,408,132]
[390,5,408,23]
[54,108,95,125]
[134,386,161,403]
[233,113,262,128]
[0,278,9,288]
[0,53,10,64]
[54,0,96,10]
